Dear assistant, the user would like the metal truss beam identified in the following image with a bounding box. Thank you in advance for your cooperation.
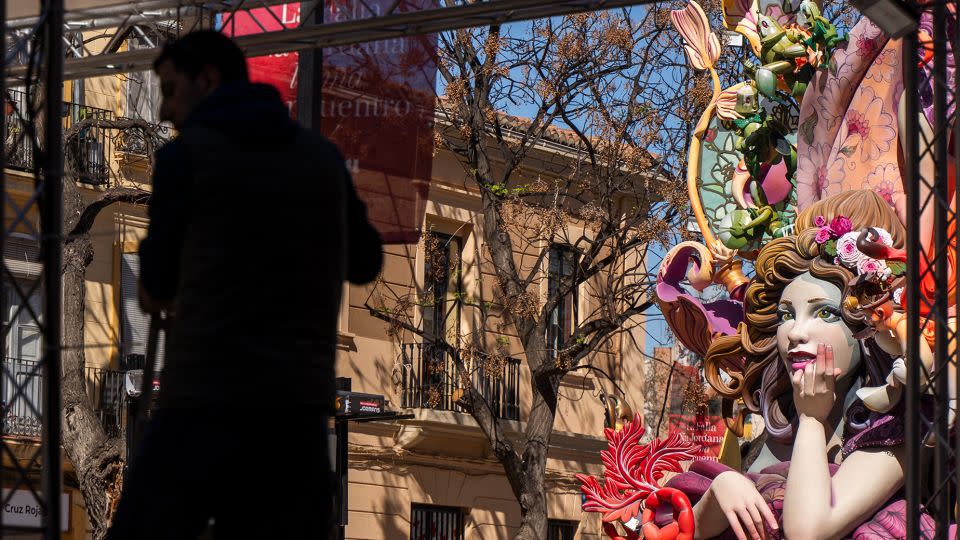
[903,0,959,536]
[8,0,297,31]
[7,0,652,84]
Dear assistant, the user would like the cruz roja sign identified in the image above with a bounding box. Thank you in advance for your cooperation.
[2,489,70,531]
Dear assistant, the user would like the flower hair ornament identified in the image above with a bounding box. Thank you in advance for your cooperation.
[812,215,906,317]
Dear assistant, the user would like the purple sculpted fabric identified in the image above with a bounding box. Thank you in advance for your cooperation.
[661,402,949,539]
[663,460,939,539]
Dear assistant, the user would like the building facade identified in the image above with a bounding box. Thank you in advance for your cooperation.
[1,53,656,540]
[3,56,160,538]
[336,125,654,539]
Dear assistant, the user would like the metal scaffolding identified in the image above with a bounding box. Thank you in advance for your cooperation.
[1,0,656,537]
[903,0,959,537]
[8,0,956,537]
[6,0,654,84]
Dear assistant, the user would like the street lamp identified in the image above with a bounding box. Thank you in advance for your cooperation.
[851,0,919,38]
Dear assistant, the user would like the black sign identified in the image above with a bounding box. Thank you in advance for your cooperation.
[334,391,385,417]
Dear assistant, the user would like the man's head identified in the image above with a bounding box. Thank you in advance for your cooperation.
[153,31,249,128]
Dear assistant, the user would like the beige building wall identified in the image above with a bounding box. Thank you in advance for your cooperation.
[337,141,651,538]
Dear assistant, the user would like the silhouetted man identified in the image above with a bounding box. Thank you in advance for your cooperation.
[107,30,382,539]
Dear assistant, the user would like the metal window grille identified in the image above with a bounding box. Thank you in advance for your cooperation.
[410,504,463,540]
[400,343,520,420]
[547,519,578,540]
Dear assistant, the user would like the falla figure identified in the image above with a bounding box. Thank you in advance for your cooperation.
[578,1,957,538]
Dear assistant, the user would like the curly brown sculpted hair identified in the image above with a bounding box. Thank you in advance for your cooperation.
[704,190,905,442]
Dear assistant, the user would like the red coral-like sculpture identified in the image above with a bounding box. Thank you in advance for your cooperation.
[576,414,697,540]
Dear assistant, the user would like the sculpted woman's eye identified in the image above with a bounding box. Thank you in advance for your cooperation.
[815,306,841,322]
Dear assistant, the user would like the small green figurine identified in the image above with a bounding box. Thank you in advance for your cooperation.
[798,0,846,51]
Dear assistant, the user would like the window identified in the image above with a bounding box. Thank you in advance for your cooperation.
[423,232,462,344]
[120,253,164,370]
[547,244,578,358]
[2,234,43,436]
[410,504,463,540]
[124,31,165,126]
[548,519,578,540]
[420,232,462,407]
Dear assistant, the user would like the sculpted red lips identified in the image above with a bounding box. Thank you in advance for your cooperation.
[788,350,817,371]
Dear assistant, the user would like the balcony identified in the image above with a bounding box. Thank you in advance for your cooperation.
[1,358,129,439]
[4,89,114,185]
[400,343,520,421]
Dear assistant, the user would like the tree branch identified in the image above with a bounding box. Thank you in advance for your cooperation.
[67,188,150,240]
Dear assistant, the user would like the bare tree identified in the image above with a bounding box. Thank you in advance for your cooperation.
[367,4,721,538]
[57,117,164,538]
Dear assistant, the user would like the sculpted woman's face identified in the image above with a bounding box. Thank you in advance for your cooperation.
[776,272,861,377]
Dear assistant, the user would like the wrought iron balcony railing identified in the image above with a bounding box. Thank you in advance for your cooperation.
[4,89,114,185]
[400,343,520,421]
[1,357,129,439]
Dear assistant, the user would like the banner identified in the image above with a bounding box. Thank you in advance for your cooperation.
[221,2,438,243]
[666,363,727,461]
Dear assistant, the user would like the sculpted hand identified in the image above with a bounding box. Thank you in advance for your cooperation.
[792,343,841,421]
[710,238,736,262]
[708,470,779,540]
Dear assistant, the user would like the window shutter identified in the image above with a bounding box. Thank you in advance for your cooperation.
[4,234,41,278]
[120,253,164,369]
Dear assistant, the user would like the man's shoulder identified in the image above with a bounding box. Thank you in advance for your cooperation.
[155,137,189,164]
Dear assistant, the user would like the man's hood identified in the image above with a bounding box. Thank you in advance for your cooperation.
[183,82,296,141]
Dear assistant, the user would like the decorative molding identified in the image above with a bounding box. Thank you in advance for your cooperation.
[350,407,605,460]
[337,332,357,352]
[560,372,595,391]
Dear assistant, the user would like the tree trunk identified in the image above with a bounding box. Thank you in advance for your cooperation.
[509,327,560,540]
[512,388,555,540]
[60,181,126,539]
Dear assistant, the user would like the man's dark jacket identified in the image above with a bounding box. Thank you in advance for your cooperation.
[139,82,382,409]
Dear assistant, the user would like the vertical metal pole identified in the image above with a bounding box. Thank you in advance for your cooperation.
[954,0,960,519]
[336,377,349,540]
[0,0,7,531]
[297,0,324,131]
[933,1,950,535]
[904,18,922,540]
[41,0,64,536]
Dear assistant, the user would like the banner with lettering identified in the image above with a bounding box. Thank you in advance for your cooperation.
[221,2,438,244]
[666,363,728,461]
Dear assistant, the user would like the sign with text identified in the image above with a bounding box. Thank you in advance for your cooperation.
[222,2,438,244]
[334,390,385,416]
[666,363,728,461]
[2,489,69,531]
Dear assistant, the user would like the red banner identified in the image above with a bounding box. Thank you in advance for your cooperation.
[666,363,728,461]
[220,5,300,115]
[222,2,437,244]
